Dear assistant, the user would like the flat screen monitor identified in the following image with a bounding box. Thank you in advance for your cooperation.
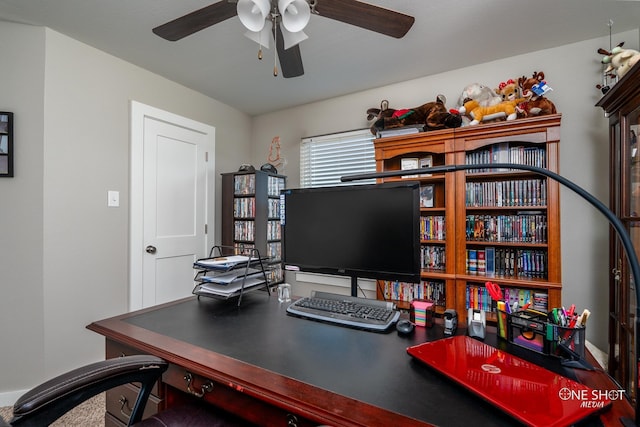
[281,182,421,295]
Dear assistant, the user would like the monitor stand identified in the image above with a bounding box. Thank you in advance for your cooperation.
[350,276,358,297]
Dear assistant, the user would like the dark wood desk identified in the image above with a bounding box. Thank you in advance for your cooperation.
[88,293,633,427]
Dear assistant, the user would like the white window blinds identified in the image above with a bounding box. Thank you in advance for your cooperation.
[300,129,376,188]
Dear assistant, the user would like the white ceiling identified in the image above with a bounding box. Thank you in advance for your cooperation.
[0,0,638,116]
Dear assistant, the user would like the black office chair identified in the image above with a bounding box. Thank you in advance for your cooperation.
[0,355,251,427]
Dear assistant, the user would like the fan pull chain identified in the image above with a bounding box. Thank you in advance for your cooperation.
[273,22,278,76]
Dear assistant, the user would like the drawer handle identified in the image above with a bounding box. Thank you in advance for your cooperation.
[183,372,213,398]
[118,395,132,419]
[287,414,298,427]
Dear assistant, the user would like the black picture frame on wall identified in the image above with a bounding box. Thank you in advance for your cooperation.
[0,112,13,177]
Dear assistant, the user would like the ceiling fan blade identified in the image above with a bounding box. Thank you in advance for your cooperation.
[274,25,304,78]
[152,1,238,41]
[314,0,414,38]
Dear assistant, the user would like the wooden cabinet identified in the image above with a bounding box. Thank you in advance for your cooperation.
[221,170,286,286]
[374,115,563,323]
[596,61,640,402]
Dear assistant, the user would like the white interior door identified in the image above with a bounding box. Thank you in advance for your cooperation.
[130,101,215,310]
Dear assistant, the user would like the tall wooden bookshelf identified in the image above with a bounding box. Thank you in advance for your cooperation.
[374,114,562,323]
[221,170,286,287]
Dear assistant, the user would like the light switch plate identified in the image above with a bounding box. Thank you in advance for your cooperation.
[107,190,119,207]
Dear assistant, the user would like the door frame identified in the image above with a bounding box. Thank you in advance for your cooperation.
[129,101,216,311]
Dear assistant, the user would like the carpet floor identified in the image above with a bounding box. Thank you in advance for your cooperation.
[0,392,104,426]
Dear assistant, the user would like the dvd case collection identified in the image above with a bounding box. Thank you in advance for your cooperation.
[267,241,281,260]
[267,198,280,218]
[234,220,255,241]
[464,143,546,173]
[234,174,256,195]
[420,215,445,240]
[421,245,445,271]
[379,280,446,306]
[267,220,281,240]
[466,284,548,313]
[233,197,256,218]
[465,213,547,243]
[465,178,547,207]
[466,247,547,279]
[267,175,285,197]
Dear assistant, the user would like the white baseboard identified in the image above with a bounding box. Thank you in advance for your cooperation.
[0,389,27,407]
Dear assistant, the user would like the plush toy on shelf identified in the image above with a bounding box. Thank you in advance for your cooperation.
[455,83,506,125]
[598,42,640,79]
[495,78,527,118]
[366,95,462,135]
[495,79,522,102]
[517,71,557,117]
[457,83,503,108]
[457,97,525,125]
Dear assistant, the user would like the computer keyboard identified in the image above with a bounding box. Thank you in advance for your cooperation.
[286,291,400,332]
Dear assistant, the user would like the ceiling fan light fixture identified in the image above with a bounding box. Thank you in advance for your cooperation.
[278,0,311,33]
[280,26,308,50]
[244,25,272,49]
[237,0,271,32]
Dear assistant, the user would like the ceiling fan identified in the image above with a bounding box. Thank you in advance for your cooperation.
[152,0,415,78]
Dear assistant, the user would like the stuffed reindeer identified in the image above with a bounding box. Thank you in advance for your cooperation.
[366,95,462,135]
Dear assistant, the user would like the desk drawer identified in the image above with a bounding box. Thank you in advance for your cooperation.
[106,383,162,426]
[163,364,317,427]
[105,339,161,397]
[105,411,125,427]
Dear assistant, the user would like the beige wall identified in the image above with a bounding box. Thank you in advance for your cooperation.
[0,22,252,403]
[0,21,46,401]
[250,29,640,351]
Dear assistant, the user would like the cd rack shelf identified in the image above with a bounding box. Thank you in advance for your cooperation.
[192,245,271,306]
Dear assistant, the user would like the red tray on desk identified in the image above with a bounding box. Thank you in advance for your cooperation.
[407,336,610,427]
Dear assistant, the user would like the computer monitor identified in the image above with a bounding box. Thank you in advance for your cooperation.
[281,182,421,296]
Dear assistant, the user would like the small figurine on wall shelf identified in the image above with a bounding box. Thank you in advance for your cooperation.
[267,136,287,173]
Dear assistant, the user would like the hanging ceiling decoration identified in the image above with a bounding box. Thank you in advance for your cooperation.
[152,0,414,78]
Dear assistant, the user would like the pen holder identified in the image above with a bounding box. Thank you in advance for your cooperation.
[547,324,586,358]
[507,310,587,359]
[507,310,548,354]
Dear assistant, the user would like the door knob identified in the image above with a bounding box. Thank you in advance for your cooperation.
[145,245,157,254]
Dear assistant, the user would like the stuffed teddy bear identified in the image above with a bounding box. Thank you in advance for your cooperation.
[598,42,640,79]
[457,83,503,108]
[458,97,525,125]
[455,83,504,125]
[517,71,557,117]
[366,95,462,135]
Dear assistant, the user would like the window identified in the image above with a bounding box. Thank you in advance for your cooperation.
[300,129,375,188]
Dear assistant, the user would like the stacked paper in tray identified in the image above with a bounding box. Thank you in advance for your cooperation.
[411,300,434,327]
